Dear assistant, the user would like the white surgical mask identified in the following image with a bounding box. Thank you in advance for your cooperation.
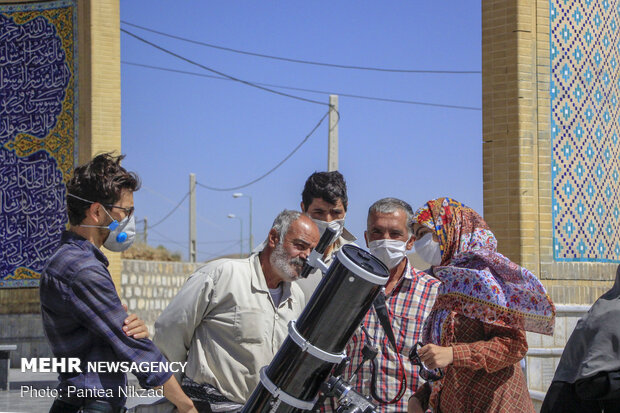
[312,218,344,242]
[369,239,408,270]
[414,232,442,266]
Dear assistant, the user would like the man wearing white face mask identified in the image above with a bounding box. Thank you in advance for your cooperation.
[297,171,357,303]
[322,198,440,413]
[40,153,197,413]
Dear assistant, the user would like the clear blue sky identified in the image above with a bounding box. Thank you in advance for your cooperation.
[119,1,482,261]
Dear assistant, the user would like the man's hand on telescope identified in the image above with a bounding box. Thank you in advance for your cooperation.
[417,343,453,369]
[122,303,150,339]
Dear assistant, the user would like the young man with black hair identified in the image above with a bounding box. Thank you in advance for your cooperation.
[297,171,357,302]
[40,153,196,413]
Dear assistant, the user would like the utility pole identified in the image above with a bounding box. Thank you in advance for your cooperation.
[228,214,243,257]
[328,94,339,171]
[189,173,196,262]
[248,196,253,252]
[239,219,243,257]
[143,217,148,244]
[248,196,254,251]
[233,193,253,253]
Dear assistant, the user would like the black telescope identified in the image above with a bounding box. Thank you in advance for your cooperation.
[298,227,337,280]
[242,244,389,412]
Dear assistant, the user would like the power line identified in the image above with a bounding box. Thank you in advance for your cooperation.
[197,239,249,245]
[196,110,330,191]
[145,230,240,260]
[121,28,329,107]
[149,228,188,248]
[142,185,221,229]
[122,61,481,111]
[149,192,190,228]
[147,237,188,246]
[197,240,242,260]
[121,20,481,75]
[147,228,237,259]
[142,185,183,206]
[146,237,249,246]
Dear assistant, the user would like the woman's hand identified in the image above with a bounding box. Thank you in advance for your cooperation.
[418,343,453,369]
[407,396,425,413]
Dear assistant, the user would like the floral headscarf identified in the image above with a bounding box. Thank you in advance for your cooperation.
[412,198,555,344]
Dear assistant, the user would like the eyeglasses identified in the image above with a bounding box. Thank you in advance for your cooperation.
[104,204,135,217]
[408,342,444,382]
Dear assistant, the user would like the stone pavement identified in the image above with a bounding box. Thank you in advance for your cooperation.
[0,369,161,413]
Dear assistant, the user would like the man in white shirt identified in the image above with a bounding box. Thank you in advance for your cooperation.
[153,210,319,412]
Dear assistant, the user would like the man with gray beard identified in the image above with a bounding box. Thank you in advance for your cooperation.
[153,210,319,412]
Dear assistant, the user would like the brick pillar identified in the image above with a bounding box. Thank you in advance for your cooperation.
[483,0,545,273]
[78,0,122,291]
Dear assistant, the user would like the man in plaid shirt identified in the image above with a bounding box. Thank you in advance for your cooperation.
[41,154,196,413]
[322,198,440,413]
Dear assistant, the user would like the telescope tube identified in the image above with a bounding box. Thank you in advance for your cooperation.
[242,244,389,412]
[299,227,336,279]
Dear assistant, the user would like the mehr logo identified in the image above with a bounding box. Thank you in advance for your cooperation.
[22,358,82,373]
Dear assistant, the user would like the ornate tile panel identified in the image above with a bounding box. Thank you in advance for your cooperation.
[0,1,77,287]
[551,0,620,262]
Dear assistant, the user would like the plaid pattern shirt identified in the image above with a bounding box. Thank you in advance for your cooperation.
[323,260,440,413]
[40,231,172,407]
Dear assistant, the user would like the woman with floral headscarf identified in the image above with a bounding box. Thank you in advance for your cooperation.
[407,198,555,413]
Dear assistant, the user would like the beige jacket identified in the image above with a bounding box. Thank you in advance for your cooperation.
[153,253,305,404]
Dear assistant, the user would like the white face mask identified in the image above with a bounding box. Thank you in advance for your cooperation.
[414,232,442,266]
[312,218,344,242]
[102,211,136,252]
[369,239,409,270]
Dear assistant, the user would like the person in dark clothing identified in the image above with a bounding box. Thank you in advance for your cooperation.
[41,153,196,413]
[541,265,620,413]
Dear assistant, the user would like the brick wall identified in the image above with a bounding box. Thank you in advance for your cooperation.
[77,0,122,290]
[482,0,523,267]
[120,260,199,335]
[482,0,550,275]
